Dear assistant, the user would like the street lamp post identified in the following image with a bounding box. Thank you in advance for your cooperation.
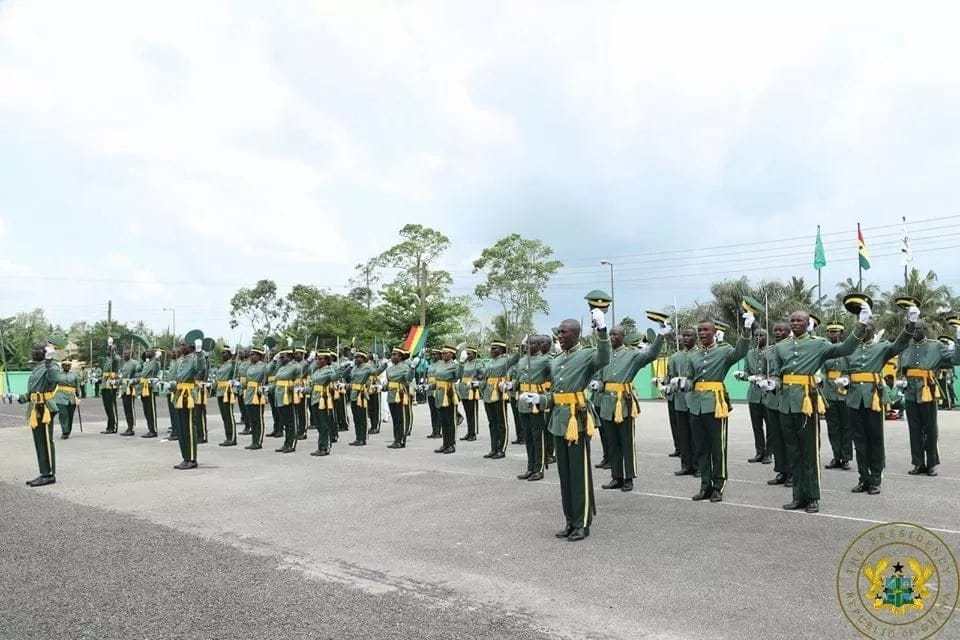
[600,260,615,327]
[163,307,176,348]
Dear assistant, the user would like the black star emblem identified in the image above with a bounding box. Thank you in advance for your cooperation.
[893,562,905,574]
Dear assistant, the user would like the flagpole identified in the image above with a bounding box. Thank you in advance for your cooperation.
[902,215,908,286]
[857,222,863,291]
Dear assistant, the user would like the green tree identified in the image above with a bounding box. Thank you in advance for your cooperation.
[472,234,563,344]
[376,224,451,328]
[348,257,383,311]
[374,281,470,350]
[229,279,289,337]
[0,309,58,369]
[285,285,374,350]
[880,268,954,336]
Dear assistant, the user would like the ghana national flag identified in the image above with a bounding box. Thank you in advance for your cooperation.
[857,223,871,270]
[402,325,428,356]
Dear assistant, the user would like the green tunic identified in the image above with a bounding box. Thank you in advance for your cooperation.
[666,350,689,411]
[772,329,863,414]
[898,339,959,403]
[516,353,552,414]
[173,352,203,404]
[53,370,80,406]
[273,361,300,406]
[457,359,485,400]
[842,332,911,410]
[101,353,121,376]
[545,337,611,437]
[685,337,750,416]
[597,336,663,420]
[23,361,59,417]
[348,363,381,402]
[243,361,268,404]
[385,362,415,403]
[309,365,338,406]
[214,360,238,398]
[743,346,765,404]
[480,352,521,402]
[821,355,848,403]
[430,360,463,406]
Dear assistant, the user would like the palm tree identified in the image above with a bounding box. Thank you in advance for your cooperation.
[882,269,954,336]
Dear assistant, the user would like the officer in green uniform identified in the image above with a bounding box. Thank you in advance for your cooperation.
[386,347,416,448]
[737,329,770,463]
[667,328,697,475]
[686,317,751,502]
[100,338,122,434]
[762,322,791,485]
[242,347,269,450]
[171,338,204,469]
[266,350,282,438]
[272,349,300,453]
[308,351,338,456]
[595,324,667,492]
[347,350,383,446]
[366,351,384,436]
[214,346,239,447]
[332,348,351,437]
[236,349,250,435]
[162,347,179,439]
[194,343,210,444]
[507,359,524,445]
[516,336,553,481]
[292,348,308,440]
[822,323,852,470]
[898,316,960,477]
[424,350,441,439]
[21,343,59,486]
[119,348,140,436]
[458,347,483,441]
[548,310,610,542]
[841,319,913,494]
[430,345,464,453]
[136,349,160,438]
[481,340,521,459]
[53,360,80,439]
[768,303,868,513]
[539,336,557,464]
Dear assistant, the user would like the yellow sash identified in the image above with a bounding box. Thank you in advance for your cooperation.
[276,380,295,406]
[461,376,479,401]
[906,368,941,403]
[27,391,53,428]
[553,391,596,444]
[54,385,78,405]
[435,380,458,407]
[693,381,730,419]
[312,383,331,409]
[350,382,367,408]
[139,377,151,398]
[850,372,883,412]
[174,382,196,410]
[245,381,267,406]
[388,381,410,406]
[603,381,640,423]
[486,376,504,402]
[783,374,827,416]
[217,380,235,405]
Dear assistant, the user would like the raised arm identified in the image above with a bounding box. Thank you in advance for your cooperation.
[726,335,750,368]
[823,324,866,361]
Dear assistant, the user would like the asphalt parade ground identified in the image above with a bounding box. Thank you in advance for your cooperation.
[1,398,959,639]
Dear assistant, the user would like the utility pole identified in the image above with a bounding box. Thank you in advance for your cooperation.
[600,260,615,327]
[107,300,112,338]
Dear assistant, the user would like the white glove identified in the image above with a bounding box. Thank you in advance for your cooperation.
[588,380,602,391]
[410,357,421,367]
[44,345,55,360]
[658,322,672,337]
[527,393,541,406]
[807,318,816,333]
[657,383,670,393]
[459,350,468,363]
[677,377,690,392]
[471,380,481,389]
[895,379,909,389]
[733,371,747,381]
[518,392,532,403]
[814,374,823,385]
[590,308,606,331]
[498,381,508,392]
[194,339,203,351]
[506,381,514,391]
[742,312,755,330]
[955,325,960,341]
[107,337,114,347]
[858,303,873,324]
[762,378,778,392]
[836,376,850,388]
[308,350,316,361]
[747,374,762,383]
[154,350,162,359]
[715,330,725,343]
[907,305,920,323]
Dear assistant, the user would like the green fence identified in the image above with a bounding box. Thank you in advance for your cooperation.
[1,371,94,397]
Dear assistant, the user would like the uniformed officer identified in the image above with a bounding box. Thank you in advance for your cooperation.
[822,323,852,470]
[292,347,308,440]
[767,302,868,513]
[347,350,386,446]
[516,336,553,481]
[667,328,697,475]
[458,347,483,442]
[119,348,140,436]
[242,347,269,450]
[424,349,441,439]
[100,338,122,434]
[366,350,384,435]
[763,321,791,486]
[236,348,251,435]
[898,316,960,476]
[507,359,524,445]
[738,328,771,464]
[53,360,80,439]
[21,343,59,486]
[265,347,282,438]
[840,301,914,495]
[332,348,352,439]
[137,349,160,438]
[308,351,338,456]
[549,309,610,541]
[194,342,210,444]
[163,346,180,440]
[539,335,557,465]
[431,345,464,453]
[685,317,751,502]
[480,341,521,459]
[386,347,416,449]
[214,346,240,447]
[171,337,204,469]
[595,324,668,492]
[272,349,301,453]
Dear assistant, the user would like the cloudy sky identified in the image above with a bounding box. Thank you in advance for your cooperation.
[3,1,960,340]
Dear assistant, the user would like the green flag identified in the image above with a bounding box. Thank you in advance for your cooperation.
[858,223,871,270]
[813,225,826,270]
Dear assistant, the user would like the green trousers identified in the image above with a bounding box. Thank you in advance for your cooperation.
[780,411,821,502]
[57,403,75,435]
[691,413,727,492]
[521,411,547,474]
[388,401,411,446]
[367,392,381,432]
[602,417,638,480]
[175,407,198,462]
[555,430,595,530]
[484,399,509,454]
[32,419,56,477]
[765,406,789,476]
[848,406,885,487]
[141,393,157,434]
[246,401,265,448]
[101,388,119,432]
[510,399,523,443]
[461,398,479,437]
[906,401,940,469]
[167,395,179,438]
[825,400,852,463]
[351,401,367,443]
[217,397,236,442]
[311,403,334,450]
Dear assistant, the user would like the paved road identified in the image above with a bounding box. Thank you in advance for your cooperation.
[2,398,959,639]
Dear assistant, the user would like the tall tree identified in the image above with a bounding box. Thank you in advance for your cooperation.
[228,279,289,337]
[0,309,57,369]
[376,224,451,328]
[472,234,563,344]
[348,257,383,311]
[374,281,470,349]
[285,285,374,349]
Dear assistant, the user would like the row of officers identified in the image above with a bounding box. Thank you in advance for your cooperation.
[19,294,959,540]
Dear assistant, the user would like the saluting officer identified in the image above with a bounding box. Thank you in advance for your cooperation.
[119,348,140,436]
[171,337,204,470]
[100,338,122,434]
[458,347,483,442]
[822,323,852,470]
[138,348,162,438]
[308,351,339,457]
[242,347,269,450]
[385,347,416,449]
[21,343,59,486]
[480,341,521,459]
